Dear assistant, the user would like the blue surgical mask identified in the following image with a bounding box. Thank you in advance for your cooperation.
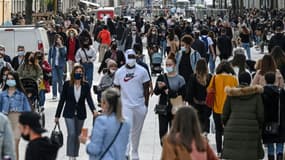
[6,80,16,87]
[181,47,186,52]
[166,66,174,73]
[74,73,83,80]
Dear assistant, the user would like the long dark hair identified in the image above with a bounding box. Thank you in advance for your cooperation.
[3,71,26,93]
[168,107,206,152]
[195,58,208,86]
[231,53,246,75]
[0,67,10,87]
[23,52,39,71]
[271,46,285,69]
[260,55,277,75]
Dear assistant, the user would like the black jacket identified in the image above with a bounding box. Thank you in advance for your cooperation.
[55,81,96,120]
[25,137,59,160]
[186,73,212,105]
[154,74,185,106]
[124,33,142,51]
[268,33,285,52]
[98,49,125,73]
[217,35,233,60]
[261,85,285,143]
[11,56,23,70]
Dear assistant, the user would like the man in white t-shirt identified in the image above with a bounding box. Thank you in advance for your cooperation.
[114,49,150,160]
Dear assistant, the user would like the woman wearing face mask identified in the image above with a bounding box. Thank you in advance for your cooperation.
[0,67,10,91]
[54,65,98,160]
[176,35,201,85]
[0,71,31,160]
[66,28,80,72]
[96,59,118,106]
[154,55,186,145]
[17,51,43,82]
[98,40,125,74]
[147,26,160,60]
[76,30,97,87]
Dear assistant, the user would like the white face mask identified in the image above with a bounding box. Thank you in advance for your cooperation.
[127,59,136,67]
[166,66,174,73]
[109,69,116,73]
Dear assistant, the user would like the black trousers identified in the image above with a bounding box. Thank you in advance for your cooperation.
[213,112,224,153]
[193,104,212,133]
[158,111,173,145]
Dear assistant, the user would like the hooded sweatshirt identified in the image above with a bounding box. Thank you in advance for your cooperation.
[25,137,60,160]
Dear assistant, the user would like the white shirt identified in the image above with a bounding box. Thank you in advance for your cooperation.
[74,85,81,103]
[55,47,59,66]
[75,47,97,63]
[114,64,150,108]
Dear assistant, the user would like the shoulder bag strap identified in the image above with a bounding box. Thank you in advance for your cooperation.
[82,48,89,62]
[278,88,281,125]
[99,122,123,160]
[212,75,216,90]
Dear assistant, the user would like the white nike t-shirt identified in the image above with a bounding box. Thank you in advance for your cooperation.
[114,64,150,108]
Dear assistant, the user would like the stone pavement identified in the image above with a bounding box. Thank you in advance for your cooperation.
[18,47,267,160]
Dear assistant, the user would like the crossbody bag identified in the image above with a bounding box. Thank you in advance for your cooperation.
[98,122,123,160]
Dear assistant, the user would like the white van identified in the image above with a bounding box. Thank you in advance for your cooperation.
[0,25,49,58]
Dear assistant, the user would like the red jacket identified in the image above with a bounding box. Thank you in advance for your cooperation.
[98,29,111,45]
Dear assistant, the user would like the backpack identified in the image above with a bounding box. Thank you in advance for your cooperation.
[201,36,209,53]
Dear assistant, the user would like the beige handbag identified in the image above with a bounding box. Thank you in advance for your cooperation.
[170,95,184,114]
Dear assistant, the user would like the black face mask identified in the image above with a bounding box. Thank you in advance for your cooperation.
[111,44,117,50]
[29,57,34,63]
[21,133,30,141]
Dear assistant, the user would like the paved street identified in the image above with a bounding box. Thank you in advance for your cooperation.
[18,46,266,160]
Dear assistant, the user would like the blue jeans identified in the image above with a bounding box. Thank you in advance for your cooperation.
[242,43,251,60]
[160,40,167,56]
[209,54,215,74]
[65,117,84,157]
[52,66,64,97]
[82,62,94,87]
[39,90,46,107]
[267,143,284,155]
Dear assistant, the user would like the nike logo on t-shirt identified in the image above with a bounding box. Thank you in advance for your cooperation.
[124,73,135,82]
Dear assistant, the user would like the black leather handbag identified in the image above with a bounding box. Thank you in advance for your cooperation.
[154,104,168,116]
[50,123,64,147]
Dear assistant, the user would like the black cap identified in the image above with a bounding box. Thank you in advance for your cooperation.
[19,112,46,134]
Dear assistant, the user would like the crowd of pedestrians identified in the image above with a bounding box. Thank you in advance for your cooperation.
[0,7,285,160]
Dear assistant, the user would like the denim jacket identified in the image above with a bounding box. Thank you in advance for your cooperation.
[0,90,31,114]
[48,46,67,68]
[176,48,201,74]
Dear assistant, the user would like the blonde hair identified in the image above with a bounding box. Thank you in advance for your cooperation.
[102,88,124,122]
